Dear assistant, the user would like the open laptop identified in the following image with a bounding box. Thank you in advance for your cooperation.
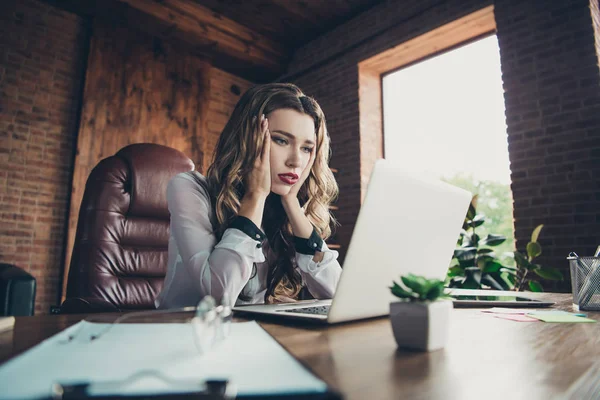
[232,159,472,324]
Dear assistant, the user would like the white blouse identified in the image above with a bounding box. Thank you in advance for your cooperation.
[155,171,342,308]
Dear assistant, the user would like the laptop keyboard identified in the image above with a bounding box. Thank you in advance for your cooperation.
[280,305,330,315]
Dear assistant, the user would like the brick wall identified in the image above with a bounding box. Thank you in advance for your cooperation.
[288,0,600,291]
[0,0,89,314]
[496,0,600,290]
[1,0,253,314]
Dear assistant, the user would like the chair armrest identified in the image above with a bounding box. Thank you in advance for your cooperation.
[0,263,36,316]
[60,297,121,314]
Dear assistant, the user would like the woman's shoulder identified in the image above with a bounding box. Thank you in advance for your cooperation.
[171,170,207,184]
[168,171,210,198]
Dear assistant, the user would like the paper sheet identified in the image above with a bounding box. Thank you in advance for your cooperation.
[0,320,327,399]
[481,308,595,323]
[526,314,596,323]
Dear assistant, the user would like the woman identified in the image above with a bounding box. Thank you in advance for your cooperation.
[155,83,342,308]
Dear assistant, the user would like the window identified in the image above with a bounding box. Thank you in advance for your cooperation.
[382,35,515,258]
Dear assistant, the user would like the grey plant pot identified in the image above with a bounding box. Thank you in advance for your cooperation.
[389,299,452,351]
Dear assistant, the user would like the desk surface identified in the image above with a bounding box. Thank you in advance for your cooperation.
[1,291,599,400]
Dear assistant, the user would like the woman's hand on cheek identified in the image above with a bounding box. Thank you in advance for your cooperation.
[246,115,271,200]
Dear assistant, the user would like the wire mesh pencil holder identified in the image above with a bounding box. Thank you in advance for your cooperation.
[568,252,600,311]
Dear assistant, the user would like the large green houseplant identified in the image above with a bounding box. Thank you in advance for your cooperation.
[446,197,563,291]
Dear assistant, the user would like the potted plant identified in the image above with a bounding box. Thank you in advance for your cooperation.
[389,274,452,352]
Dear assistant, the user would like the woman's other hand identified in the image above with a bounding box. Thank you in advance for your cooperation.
[280,149,316,240]
[246,115,271,200]
[281,148,315,204]
[238,115,270,228]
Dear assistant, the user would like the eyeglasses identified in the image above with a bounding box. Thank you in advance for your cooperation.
[54,295,235,399]
[62,294,232,353]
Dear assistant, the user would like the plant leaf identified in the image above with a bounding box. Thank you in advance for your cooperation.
[514,251,534,270]
[471,214,486,228]
[476,255,495,269]
[533,267,564,281]
[480,234,506,247]
[481,274,504,290]
[500,267,518,275]
[448,276,465,288]
[461,276,481,289]
[500,271,516,288]
[526,242,542,259]
[477,248,495,256]
[458,257,476,268]
[482,261,503,273]
[528,280,543,292]
[531,224,544,243]
[447,265,464,277]
[465,267,482,285]
[466,199,477,220]
[401,275,425,296]
[425,283,444,300]
[454,247,477,261]
[489,272,512,290]
[390,282,415,299]
[461,235,473,248]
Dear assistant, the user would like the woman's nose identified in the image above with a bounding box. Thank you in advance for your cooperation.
[286,149,302,168]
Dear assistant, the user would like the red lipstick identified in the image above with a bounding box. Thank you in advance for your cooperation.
[278,173,298,185]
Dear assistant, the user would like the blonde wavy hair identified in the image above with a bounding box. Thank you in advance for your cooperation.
[205,83,338,303]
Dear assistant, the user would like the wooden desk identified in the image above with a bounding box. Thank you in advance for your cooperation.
[1,292,599,399]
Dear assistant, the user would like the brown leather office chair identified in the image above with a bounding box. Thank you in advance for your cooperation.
[61,143,195,313]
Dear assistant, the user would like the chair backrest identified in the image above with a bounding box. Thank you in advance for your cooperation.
[65,143,195,310]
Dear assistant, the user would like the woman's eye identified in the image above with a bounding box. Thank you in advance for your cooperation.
[272,137,287,145]
[302,147,314,153]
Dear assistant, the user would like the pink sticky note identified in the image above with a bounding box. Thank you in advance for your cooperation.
[494,314,538,322]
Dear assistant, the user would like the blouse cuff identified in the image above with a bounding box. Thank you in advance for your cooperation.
[296,242,338,274]
[229,216,267,243]
[293,227,324,255]
[215,227,266,263]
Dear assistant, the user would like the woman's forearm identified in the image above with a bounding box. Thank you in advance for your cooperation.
[281,197,313,239]
[238,193,267,228]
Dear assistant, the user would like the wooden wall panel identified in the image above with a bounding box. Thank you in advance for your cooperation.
[205,68,253,172]
[61,20,213,300]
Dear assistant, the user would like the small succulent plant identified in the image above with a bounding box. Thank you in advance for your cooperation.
[390,274,450,302]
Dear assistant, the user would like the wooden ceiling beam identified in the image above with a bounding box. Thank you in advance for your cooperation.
[118,0,287,72]
[43,0,289,82]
